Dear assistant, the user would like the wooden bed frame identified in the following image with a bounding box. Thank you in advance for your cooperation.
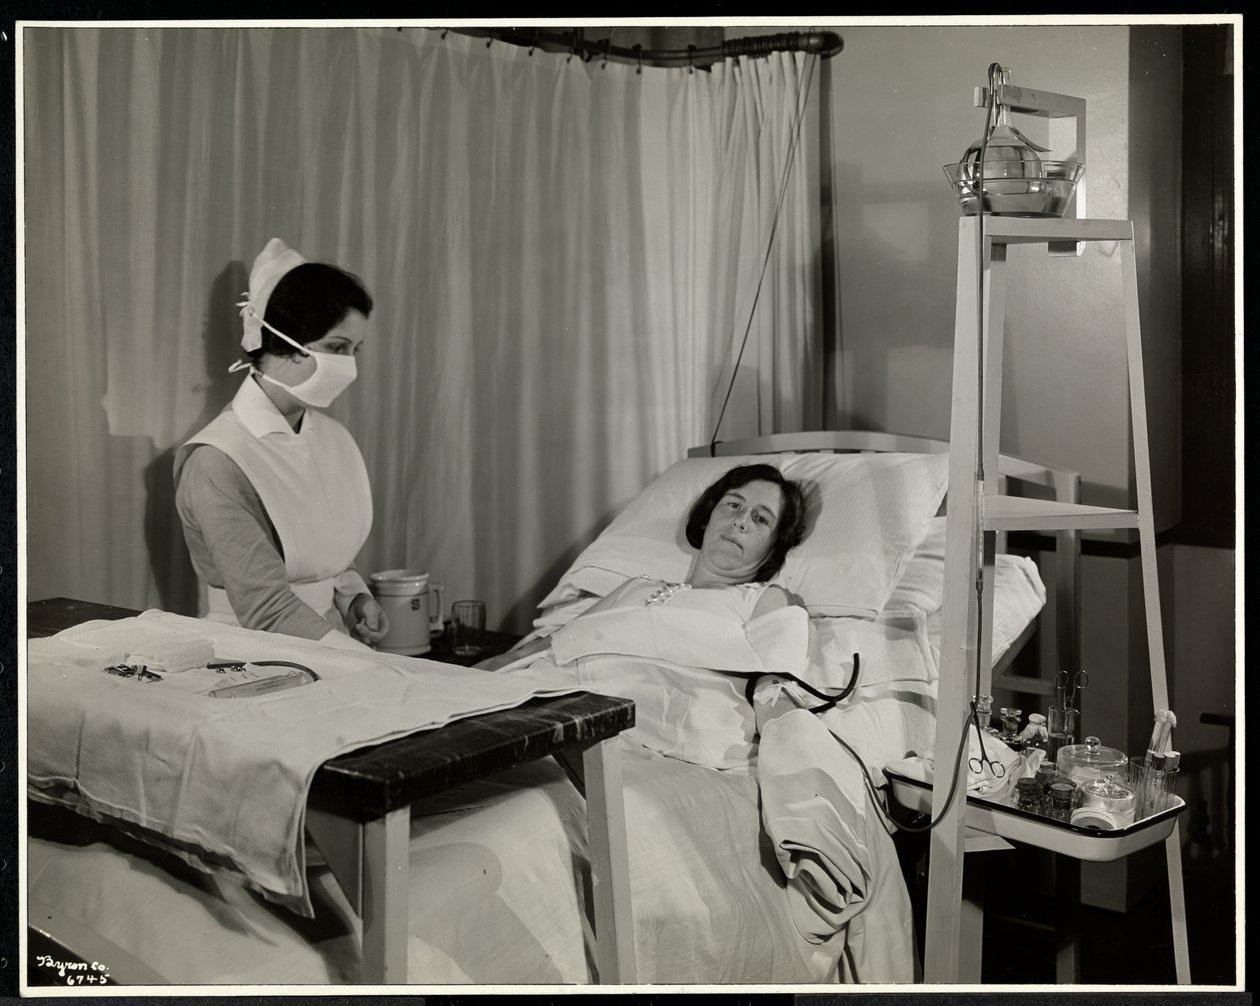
[24,430,1081,988]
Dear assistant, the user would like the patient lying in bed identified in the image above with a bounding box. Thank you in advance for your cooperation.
[476,463,916,974]
[479,461,811,671]
[477,461,817,767]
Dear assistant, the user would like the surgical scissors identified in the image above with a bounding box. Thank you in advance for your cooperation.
[968,701,1006,778]
[1055,669,1090,710]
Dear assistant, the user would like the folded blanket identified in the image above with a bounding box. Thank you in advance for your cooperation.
[755,705,915,981]
[27,610,581,916]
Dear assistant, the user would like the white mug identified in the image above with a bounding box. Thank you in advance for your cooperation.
[368,569,445,656]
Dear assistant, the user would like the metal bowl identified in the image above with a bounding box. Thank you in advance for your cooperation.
[943,159,1084,218]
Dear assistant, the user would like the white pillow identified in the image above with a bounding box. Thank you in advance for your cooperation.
[882,515,948,615]
[539,452,950,618]
[882,515,1048,664]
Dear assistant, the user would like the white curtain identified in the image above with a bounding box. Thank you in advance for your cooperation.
[22,26,822,633]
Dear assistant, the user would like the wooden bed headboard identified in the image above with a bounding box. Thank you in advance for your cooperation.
[688,429,1081,701]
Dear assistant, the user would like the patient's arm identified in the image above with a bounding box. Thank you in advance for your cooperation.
[473,633,552,671]
[472,578,642,670]
[751,584,804,619]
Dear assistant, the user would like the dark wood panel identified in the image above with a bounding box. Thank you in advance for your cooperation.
[310,692,635,820]
[26,596,143,638]
[1178,24,1235,549]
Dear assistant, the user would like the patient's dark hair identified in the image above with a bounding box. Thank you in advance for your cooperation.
[685,463,808,582]
[252,262,374,360]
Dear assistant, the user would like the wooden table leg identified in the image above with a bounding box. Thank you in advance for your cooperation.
[360,807,410,985]
[582,736,637,983]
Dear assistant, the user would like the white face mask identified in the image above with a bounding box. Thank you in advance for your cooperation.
[256,323,358,408]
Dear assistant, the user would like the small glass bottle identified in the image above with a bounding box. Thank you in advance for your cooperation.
[1048,781,1076,823]
[1160,751,1181,815]
[1023,712,1049,753]
[999,707,1022,741]
[974,694,998,735]
[999,707,1025,754]
[1035,762,1057,809]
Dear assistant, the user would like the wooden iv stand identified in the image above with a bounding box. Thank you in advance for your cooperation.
[920,80,1192,984]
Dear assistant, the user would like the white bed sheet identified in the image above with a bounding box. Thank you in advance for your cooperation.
[29,738,854,986]
[26,611,581,916]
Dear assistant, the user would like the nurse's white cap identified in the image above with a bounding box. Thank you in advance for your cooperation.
[236,237,310,353]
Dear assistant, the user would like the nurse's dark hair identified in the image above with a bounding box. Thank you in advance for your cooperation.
[684,463,809,582]
[252,262,374,359]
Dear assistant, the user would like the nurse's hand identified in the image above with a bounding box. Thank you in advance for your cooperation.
[348,593,390,646]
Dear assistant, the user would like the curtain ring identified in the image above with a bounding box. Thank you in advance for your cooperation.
[601,38,611,68]
[634,43,643,74]
[528,29,538,56]
[567,30,579,62]
[687,44,696,74]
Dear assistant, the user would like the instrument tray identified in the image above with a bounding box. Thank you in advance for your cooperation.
[885,768,1185,862]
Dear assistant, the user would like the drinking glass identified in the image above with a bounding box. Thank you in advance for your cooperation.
[452,600,487,657]
[1047,705,1077,764]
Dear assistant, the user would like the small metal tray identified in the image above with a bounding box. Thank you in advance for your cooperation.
[885,768,1186,862]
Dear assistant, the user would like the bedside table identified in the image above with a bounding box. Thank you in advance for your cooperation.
[425,626,524,667]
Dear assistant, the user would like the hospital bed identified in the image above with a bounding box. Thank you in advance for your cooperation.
[23,431,1071,988]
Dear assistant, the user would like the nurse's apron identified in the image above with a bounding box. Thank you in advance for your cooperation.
[175,389,373,633]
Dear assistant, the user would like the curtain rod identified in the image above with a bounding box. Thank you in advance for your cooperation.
[445,27,843,69]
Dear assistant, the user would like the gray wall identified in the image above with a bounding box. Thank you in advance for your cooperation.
[820,24,1182,525]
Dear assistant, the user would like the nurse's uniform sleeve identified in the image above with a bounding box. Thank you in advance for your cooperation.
[175,445,341,640]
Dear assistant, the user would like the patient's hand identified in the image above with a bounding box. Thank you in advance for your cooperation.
[751,674,808,732]
[474,634,552,671]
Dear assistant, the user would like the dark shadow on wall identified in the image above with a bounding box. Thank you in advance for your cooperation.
[142,260,247,615]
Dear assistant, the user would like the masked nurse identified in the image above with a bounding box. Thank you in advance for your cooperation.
[174,238,389,648]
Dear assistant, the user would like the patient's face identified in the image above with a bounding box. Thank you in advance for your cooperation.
[698,479,784,584]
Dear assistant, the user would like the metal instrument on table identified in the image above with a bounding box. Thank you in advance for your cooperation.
[968,747,1006,780]
[968,697,1006,779]
[207,659,320,698]
[103,663,163,682]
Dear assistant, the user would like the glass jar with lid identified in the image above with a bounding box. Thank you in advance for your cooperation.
[1073,776,1137,829]
[1014,777,1042,813]
[1055,735,1129,787]
[1047,781,1076,823]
